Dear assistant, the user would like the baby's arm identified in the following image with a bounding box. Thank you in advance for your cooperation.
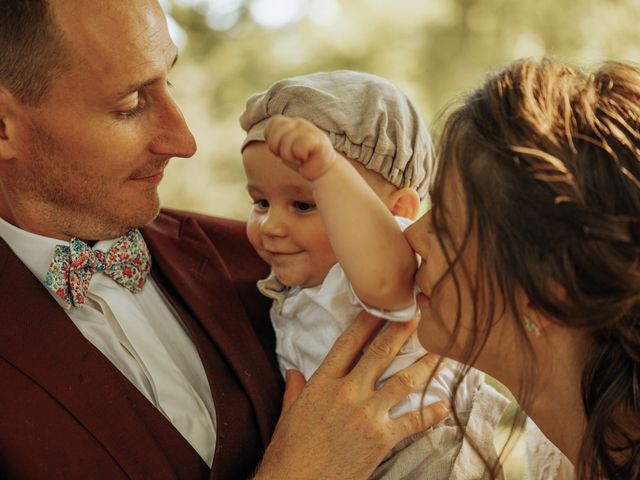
[263,115,416,311]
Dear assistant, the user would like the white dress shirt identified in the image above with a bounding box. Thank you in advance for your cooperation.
[0,217,217,466]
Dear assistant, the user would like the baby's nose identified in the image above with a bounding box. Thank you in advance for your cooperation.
[261,211,288,237]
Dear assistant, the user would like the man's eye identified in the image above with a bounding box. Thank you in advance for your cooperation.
[294,201,316,212]
[117,91,148,119]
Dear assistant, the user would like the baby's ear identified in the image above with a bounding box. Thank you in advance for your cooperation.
[388,187,420,220]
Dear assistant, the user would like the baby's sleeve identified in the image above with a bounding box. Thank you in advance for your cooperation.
[351,284,419,322]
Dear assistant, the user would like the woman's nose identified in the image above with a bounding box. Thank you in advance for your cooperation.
[406,211,432,244]
[404,221,418,249]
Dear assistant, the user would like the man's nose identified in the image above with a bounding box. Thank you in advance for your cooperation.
[150,93,197,158]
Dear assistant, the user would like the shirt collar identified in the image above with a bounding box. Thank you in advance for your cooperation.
[0,216,120,309]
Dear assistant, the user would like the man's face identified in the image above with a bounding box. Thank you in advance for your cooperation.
[1,0,196,240]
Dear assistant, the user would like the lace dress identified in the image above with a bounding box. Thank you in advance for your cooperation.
[371,383,575,480]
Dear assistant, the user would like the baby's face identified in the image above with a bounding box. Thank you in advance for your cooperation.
[243,142,338,287]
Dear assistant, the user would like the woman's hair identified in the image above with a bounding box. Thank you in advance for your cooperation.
[429,57,640,479]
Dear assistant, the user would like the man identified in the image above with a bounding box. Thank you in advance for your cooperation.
[0,1,447,478]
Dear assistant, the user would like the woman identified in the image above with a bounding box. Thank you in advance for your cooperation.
[256,57,638,480]
[405,57,640,479]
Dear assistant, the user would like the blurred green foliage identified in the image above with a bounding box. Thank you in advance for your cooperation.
[160,0,640,219]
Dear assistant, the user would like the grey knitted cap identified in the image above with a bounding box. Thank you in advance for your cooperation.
[239,70,433,199]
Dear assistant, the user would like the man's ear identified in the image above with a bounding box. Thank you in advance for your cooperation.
[387,187,420,220]
[0,89,19,161]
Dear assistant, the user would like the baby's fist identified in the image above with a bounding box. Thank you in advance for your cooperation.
[263,115,337,181]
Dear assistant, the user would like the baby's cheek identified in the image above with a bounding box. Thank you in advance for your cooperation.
[246,224,264,254]
[318,242,338,269]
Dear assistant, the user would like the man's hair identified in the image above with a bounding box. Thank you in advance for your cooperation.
[0,0,71,105]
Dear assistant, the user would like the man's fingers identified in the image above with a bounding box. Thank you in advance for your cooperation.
[390,401,451,442]
[314,311,385,379]
[373,352,442,410]
[350,316,419,384]
[281,369,306,418]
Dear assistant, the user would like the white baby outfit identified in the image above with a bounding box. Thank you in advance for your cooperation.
[258,217,483,419]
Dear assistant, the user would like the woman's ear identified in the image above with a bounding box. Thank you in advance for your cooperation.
[387,187,421,220]
[522,309,543,337]
[513,286,541,337]
[516,286,564,338]
[0,90,19,161]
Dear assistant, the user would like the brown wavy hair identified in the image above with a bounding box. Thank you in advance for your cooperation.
[429,58,640,479]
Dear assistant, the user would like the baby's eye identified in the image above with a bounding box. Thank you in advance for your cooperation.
[294,201,316,213]
[252,199,269,211]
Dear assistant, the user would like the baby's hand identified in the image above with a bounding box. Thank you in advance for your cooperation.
[263,115,338,182]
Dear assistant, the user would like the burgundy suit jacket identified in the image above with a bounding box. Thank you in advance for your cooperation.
[0,210,283,479]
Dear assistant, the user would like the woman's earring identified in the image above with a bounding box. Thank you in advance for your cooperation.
[523,315,542,337]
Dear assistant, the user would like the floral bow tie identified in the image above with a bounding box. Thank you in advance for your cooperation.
[43,229,152,307]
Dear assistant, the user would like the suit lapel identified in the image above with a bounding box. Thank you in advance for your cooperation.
[142,214,281,446]
[0,238,180,478]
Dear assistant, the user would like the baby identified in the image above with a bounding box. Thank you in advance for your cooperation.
[239,71,489,477]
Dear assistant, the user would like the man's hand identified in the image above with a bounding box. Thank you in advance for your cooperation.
[263,115,339,182]
[253,312,450,480]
